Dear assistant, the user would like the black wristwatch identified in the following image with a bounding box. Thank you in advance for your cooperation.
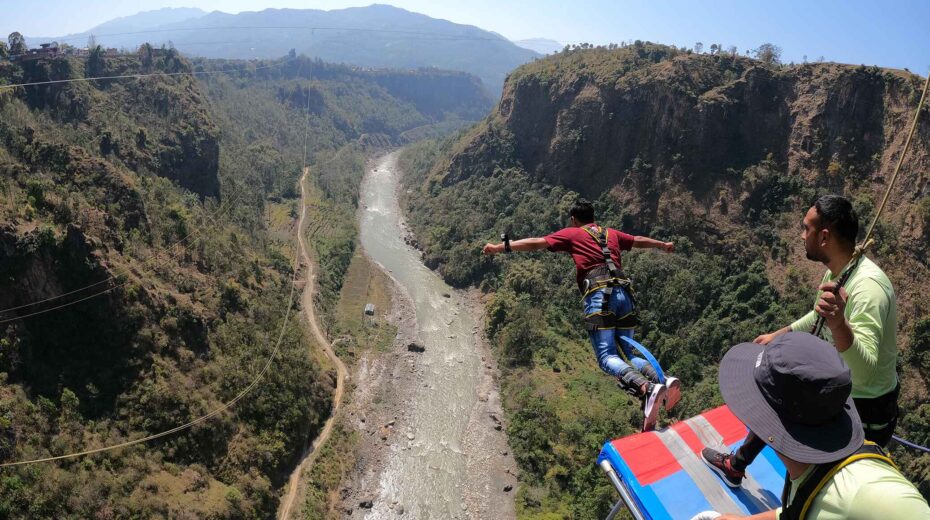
[501,233,511,253]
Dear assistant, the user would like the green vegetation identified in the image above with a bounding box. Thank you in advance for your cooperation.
[0,42,484,518]
[399,44,930,518]
[329,251,397,361]
[299,252,397,518]
[0,47,334,518]
[402,140,809,517]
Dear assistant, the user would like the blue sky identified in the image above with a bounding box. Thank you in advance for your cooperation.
[1,0,928,73]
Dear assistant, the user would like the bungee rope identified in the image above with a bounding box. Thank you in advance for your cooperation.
[808,70,930,455]
[892,435,930,454]
[811,70,930,337]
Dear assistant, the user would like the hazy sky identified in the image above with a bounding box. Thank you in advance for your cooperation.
[1,0,928,73]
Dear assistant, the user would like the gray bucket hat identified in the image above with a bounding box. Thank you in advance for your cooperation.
[719,331,864,464]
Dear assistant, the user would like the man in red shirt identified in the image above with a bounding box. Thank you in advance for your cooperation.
[482,199,680,431]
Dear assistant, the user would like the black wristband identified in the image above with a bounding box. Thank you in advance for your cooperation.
[501,233,511,253]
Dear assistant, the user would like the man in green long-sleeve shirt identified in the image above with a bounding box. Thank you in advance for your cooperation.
[702,194,900,488]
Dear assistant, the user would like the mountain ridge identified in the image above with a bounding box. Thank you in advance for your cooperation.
[26,4,539,94]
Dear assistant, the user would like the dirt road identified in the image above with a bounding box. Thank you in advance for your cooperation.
[278,167,349,520]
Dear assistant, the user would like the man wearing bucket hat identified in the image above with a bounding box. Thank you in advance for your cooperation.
[708,332,929,520]
[704,195,901,487]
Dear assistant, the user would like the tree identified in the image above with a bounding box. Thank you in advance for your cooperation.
[138,42,154,69]
[727,45,738,55]
[694,42,704,54]
[87,45,105,77]
[754,43,782,65]
[8,32,26,55]
[87,34,96,50]
[709,43,719,55]
[0,41,8,59]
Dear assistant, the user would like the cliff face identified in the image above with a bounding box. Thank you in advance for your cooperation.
[450,48,920,192]
[440,45,930,286]
[403,44,930,516]
[12,55,221,199]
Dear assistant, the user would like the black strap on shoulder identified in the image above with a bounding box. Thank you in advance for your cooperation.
[780,442,895,520]
[582,225,619,278]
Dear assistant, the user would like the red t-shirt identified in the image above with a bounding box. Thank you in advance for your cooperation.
[544,224,635,290]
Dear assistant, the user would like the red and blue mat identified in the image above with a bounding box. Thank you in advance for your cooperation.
[597,405,786,519]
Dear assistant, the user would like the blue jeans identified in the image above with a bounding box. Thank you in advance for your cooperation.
[583,286,649,378]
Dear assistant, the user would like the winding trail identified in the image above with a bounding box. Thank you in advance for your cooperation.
[278,167,349,520]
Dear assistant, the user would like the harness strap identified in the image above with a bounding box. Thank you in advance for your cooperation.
[584,311,641,331]
[582,225,620,278]
[579,225,662,382]
[780,441,897,520]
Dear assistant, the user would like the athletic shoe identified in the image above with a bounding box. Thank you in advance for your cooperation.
[701,448,744,488]
[641,383,667,432]
[664,376,681,411]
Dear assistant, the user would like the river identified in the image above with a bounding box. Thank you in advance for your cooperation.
[357,151,514,519]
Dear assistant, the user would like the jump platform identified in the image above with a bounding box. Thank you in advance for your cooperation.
[597,405,786,520]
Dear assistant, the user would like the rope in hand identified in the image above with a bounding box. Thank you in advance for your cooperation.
[811,70,930,337]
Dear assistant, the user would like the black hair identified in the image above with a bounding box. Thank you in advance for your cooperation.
[570,198,596,224]
[814,194,858,245]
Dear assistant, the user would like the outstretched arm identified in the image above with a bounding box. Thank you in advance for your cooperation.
[633,236,674,253]
[482,237,548,255]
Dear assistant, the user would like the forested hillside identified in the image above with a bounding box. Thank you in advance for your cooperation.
[29,4,539,94]
[400,42,930,518]
[0,42,488,518]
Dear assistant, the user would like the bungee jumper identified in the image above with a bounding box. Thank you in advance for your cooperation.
[482,198,680,431]
[702,195,902,488]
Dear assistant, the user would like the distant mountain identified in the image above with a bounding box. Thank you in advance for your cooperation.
[84,7,207,33]
[27,4,539,94]
[27,7,207,45]
[513,38,563,55]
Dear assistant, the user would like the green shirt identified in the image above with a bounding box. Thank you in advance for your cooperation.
[777,458,930,520]
[790,256,898,399]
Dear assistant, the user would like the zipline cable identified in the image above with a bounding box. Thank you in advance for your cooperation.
[34,25,512,46]
[0,59,292,91]
[892,435,930,454]
[0,193,242,315]
[811,70,930,337]
[0,246,301,468]
[0,46,316,469]
[0,194,245,323]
